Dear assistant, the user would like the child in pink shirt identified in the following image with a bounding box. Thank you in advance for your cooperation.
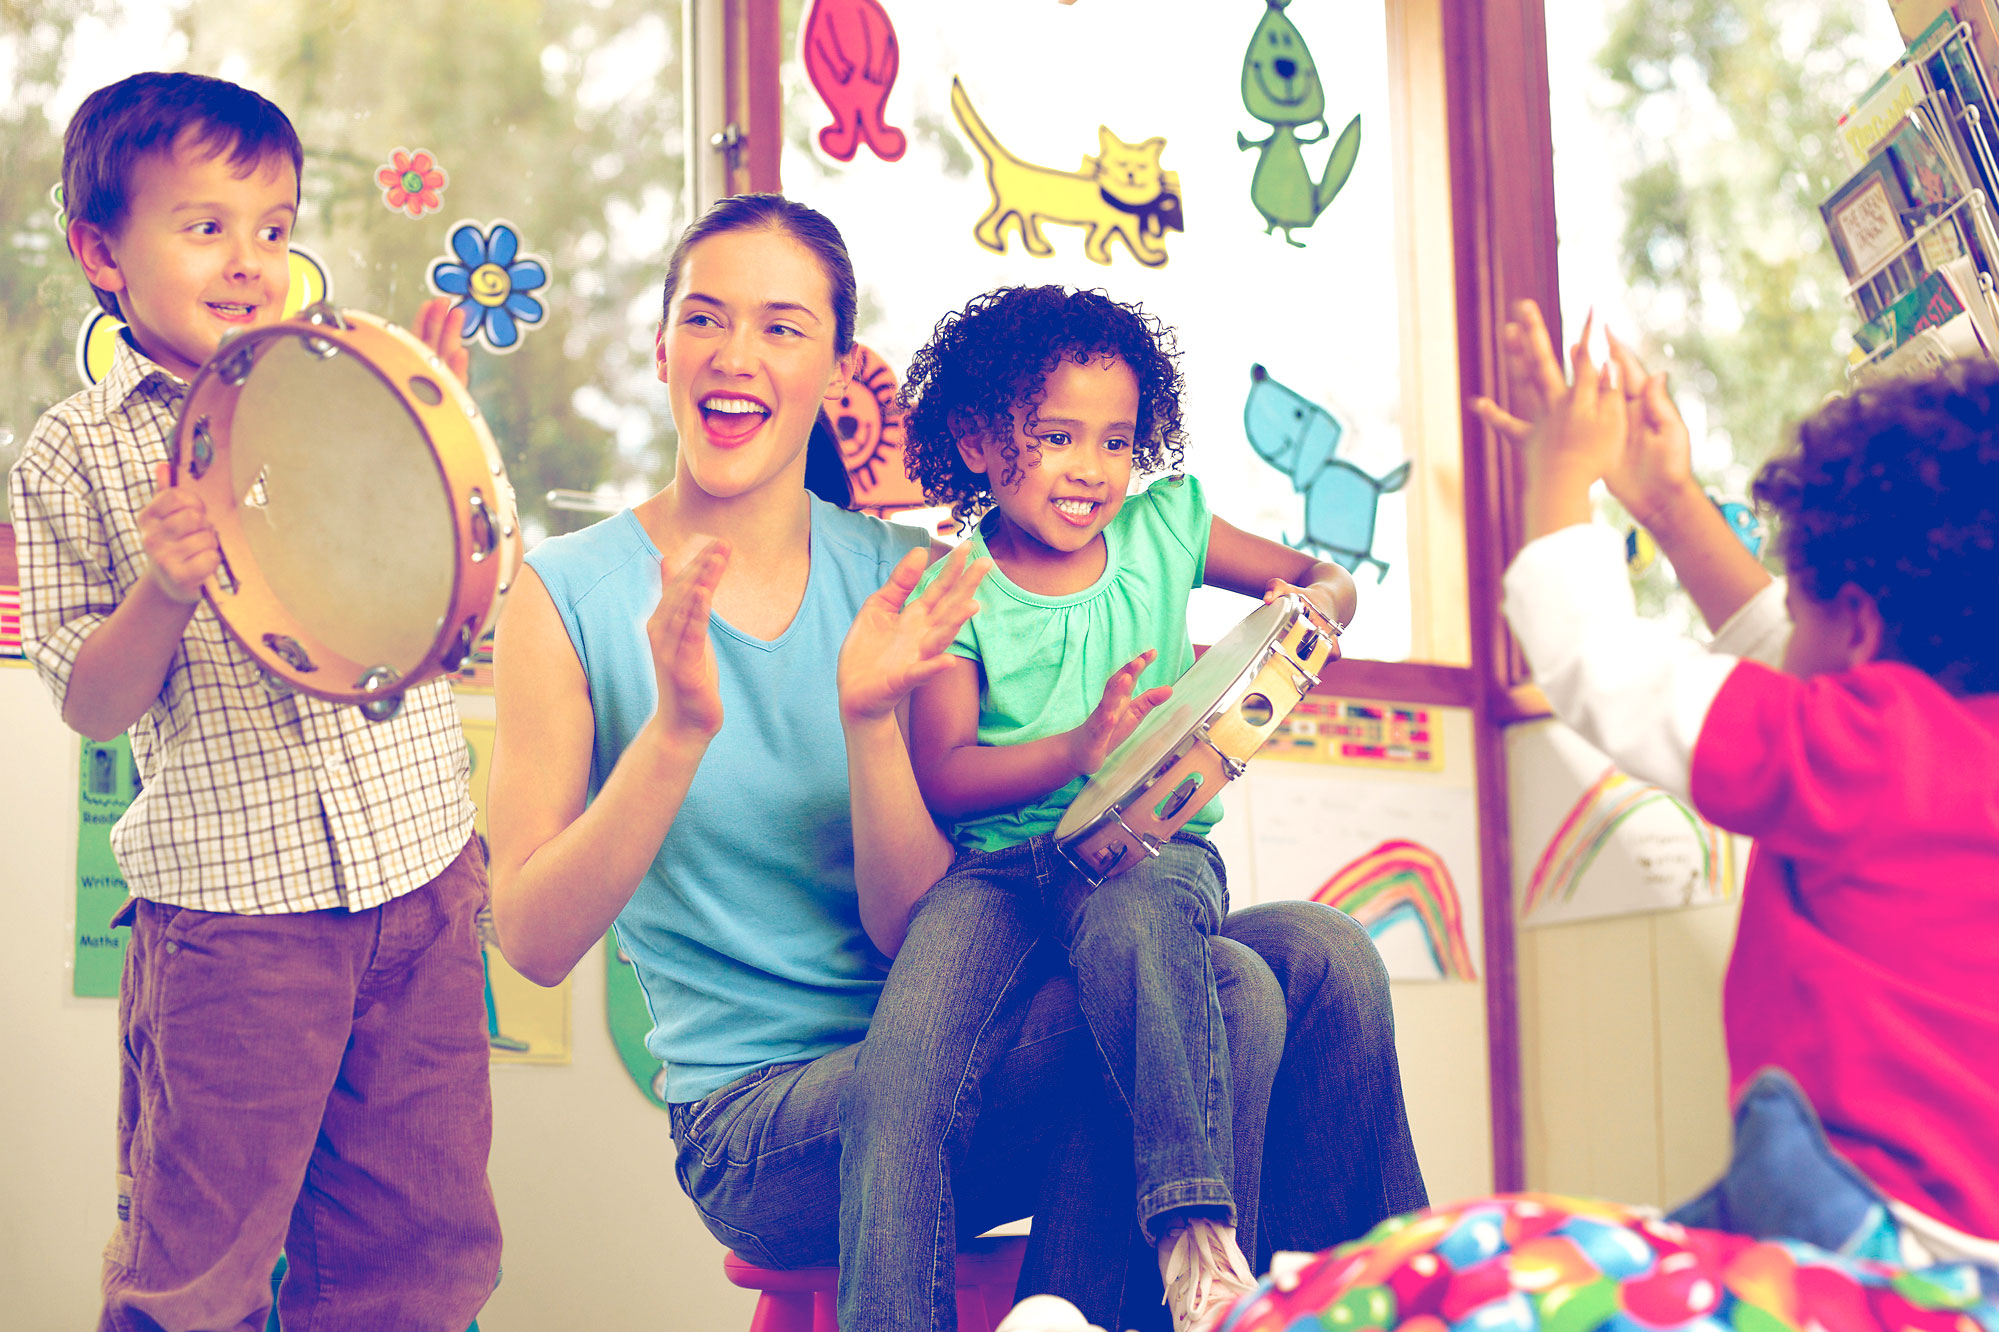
[1479,302,1999,1270]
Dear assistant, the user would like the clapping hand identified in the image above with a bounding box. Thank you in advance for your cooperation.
[839,545,993,724]
[1469,300,1627,536]
[645,539,728,750]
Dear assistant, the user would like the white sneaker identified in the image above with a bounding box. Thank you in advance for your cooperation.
[994,1292,1105,1332]
[1157,1218,1258,1332]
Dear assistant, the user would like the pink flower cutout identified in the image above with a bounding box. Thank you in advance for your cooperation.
[378,148,448,219]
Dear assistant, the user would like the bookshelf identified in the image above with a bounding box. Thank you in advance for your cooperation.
[1828,10,1999,378]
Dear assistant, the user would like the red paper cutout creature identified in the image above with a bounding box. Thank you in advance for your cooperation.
[835,345,927,515]
[801,0,907,163]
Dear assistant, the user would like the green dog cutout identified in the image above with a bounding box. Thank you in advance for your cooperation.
[1238,0,1361,246]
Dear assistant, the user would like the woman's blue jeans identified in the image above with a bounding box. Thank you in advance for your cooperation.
[667,836,1428,1332]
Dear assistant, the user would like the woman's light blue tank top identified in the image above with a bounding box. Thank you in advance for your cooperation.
[525,498,930,1103]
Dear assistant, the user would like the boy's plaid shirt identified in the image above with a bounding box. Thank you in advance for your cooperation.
[8,336,474,912]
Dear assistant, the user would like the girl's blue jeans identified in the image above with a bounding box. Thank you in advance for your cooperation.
[667,835,1428,1332]
[1041,833,1236,1239]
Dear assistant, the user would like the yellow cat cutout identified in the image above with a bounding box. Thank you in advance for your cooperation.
[950,78,1185,268]
[73,246,331,386]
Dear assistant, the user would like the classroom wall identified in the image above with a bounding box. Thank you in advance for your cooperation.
[1,663,1499,1327]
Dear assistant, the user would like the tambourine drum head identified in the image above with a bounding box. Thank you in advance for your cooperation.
[229,334,455,676]
[1055,598,1289,839]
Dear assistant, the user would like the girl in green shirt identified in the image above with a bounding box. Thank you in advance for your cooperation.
[893,285,1358,1332]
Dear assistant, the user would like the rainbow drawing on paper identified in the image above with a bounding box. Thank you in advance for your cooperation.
[1313,839,1476,980]
[1523,766,1731,918]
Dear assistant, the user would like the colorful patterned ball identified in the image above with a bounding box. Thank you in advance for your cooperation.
[1215,1194,1998,1332]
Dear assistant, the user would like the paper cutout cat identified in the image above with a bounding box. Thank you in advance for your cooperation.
[801,0,907,162]
[832,344,927,515]
[1239,0,1361,246]
[1245,363,1407,579]
[950,77,1184,268]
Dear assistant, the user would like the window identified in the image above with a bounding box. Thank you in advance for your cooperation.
[766,0,1466,664]
[0,0,689,545]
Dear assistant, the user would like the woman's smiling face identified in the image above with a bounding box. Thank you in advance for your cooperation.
[656,226,852,502]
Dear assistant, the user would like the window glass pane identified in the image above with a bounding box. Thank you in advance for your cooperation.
[0,0,687,546]
[777,1,1425,660]
[1545,0,1903,625]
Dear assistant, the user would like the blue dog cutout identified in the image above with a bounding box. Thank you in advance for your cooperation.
[1244,363,1408,580]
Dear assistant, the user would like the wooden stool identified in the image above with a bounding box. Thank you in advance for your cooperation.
[722,1234,1029,1332]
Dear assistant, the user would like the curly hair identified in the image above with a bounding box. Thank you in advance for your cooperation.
[1753,359,1999,695]
[898,286,1187,525]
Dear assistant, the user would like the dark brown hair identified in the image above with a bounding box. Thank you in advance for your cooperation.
[1755,360,1999,695]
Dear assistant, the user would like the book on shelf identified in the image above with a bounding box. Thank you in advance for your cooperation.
[1822,117,1973,309]
[1894,0,1999,91]
[1839,60,1928,166]
[1851,315,1986,383]
[1851,261,1991,355]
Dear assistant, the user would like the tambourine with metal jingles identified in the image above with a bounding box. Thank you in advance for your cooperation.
[172,302,521,720]
[1055,593,1339,882]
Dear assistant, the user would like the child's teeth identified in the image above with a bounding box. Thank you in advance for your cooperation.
[706,398,766,414]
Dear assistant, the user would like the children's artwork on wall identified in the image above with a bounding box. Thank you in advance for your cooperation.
[834,343,927,515]
[951,77,1185,268]
[1244,364,1408,579]
[1261,696,1441,771]
[1509,720,1740,928]
[427,219,550,354]
[377,147,449,219]
[1313,839,1478,981]
[1239,0,1362,245]
[1238,705,1481,983]
[1,525,22,661]
[801,0,908,163]
[74,735,137,998]
[462,716,569,1062]
[74,246,331,387]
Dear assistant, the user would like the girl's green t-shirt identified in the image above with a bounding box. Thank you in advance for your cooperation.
[914,474,1223,853]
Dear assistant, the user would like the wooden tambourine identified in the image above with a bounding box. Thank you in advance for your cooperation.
[1055,593,1339,881]
[172,302,521,719]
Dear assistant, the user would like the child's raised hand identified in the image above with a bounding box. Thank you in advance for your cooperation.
[413,297,470,387]
[139,461,220,604]
[1469,299,1560,446]
[1067,650,1174,777]
[1601,329,1699,528]
[839,545,993,724]
[644,538,728,750]
[1472,300,1627,537]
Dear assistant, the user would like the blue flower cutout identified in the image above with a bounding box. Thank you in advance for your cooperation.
[427,219,549,353]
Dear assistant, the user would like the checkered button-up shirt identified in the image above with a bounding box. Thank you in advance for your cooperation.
[8,336,475,913]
